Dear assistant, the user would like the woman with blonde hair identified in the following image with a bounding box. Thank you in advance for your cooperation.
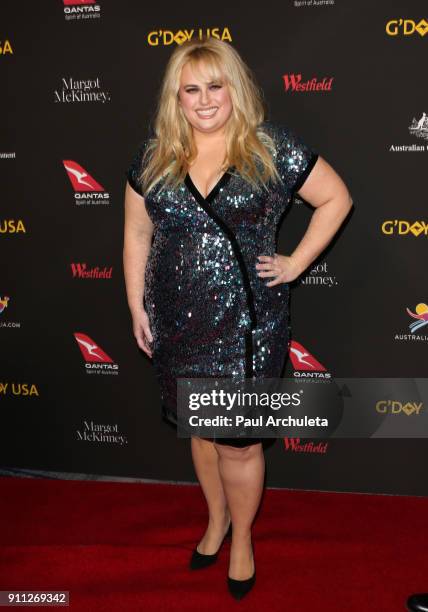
[123,35,352,600]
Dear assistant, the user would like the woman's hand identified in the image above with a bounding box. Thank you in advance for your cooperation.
[132,307,154,358]
[255,253,303,287]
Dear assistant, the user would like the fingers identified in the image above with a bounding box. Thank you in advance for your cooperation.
[256,254,278,272]
[144,327,154,344]
[256,253,282,284]
[134,329,153,358]
[257,269,278,278]
[256,254,274,268]
[256,258,279,278]
[138,341,152,358]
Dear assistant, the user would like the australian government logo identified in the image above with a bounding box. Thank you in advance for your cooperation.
[63,0,101,21]
[390,112,428,152]
[409,112,428,140]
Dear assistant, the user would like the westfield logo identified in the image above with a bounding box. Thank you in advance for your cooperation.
[283,438,328,453]
[282,73,334,92]
[70,263,112,279]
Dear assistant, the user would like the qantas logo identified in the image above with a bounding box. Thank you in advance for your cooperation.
[63,160,110,205]
[74,332,112,362]
[63,0,101,22]
[63,161,104,191]
[74,333,119,374]
[289,340,330,377]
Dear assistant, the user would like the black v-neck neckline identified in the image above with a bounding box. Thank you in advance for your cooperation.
[185,167,234,205]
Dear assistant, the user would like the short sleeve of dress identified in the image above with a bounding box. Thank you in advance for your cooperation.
[272,123,319,195]
[125,139,150,198]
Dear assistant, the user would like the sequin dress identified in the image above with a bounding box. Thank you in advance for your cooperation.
[125,121,318,445]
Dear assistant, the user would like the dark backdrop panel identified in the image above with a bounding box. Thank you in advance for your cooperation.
[2,0,427,494]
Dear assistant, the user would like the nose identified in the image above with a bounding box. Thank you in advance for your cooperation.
[199,87,211,106]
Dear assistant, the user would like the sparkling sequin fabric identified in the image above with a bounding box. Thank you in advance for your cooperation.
[126,121,318,434]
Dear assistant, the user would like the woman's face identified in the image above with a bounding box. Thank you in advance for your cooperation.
[178,60,233,135]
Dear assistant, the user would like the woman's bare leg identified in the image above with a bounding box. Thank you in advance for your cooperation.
[214,442,265,580]
[190,436,231,554]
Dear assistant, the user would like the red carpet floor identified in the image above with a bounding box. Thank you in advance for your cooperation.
[1,476,428,611]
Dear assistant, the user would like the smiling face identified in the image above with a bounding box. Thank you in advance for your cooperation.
[178,59,233,135]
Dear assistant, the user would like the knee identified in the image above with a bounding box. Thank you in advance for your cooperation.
[214,442,261,460]
[191,435,216,450]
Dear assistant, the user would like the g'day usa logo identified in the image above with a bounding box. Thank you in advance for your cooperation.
[63,0,101,22]
[63,160,110,206]
[74,332,119,375]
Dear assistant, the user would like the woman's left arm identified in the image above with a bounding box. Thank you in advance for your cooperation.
[256,156,354,286]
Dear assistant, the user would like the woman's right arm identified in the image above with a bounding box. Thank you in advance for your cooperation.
[123,181,154,358]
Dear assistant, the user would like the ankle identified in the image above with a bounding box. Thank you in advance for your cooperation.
[231,530,252,544]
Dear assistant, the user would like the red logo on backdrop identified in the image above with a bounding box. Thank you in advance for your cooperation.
[70,263,113,279]
[63,0,95,5]
[289,340,326,371]
[282,74,334,92]
[283,438,328,454]
[63,161,105,191]
[74,333,113,363]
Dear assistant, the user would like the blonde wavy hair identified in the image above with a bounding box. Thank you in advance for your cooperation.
[138,35,282,196]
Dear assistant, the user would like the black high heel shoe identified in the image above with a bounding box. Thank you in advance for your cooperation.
[227,571,256,600]
[189,522,232,570]
[227,543,256,600]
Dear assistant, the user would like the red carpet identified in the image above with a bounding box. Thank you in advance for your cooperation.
[1,476,428,611]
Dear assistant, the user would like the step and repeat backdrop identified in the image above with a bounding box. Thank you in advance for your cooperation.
[2,1,427,495]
